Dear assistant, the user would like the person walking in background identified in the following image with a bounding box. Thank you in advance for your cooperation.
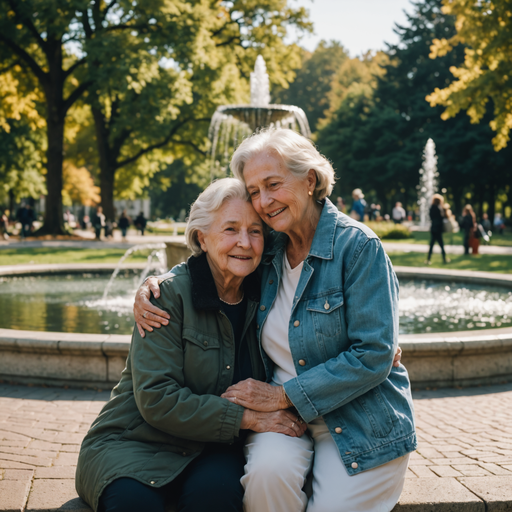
[1,209,9,240]
[92,206,106,240]
[494,213,505,235]
[392,202,406,224]
[118,210,131,240]
[134,211,147,236]
[425,194,449,265]
[336,196,345,213]
[460,205,477,255]
[350,188,367,222]
[481,213,492,234]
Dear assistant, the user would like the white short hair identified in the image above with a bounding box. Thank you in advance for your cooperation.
[230,128,335,200]
[185,178,250,257]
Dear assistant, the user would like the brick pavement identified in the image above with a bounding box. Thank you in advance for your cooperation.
[1,382,512,511]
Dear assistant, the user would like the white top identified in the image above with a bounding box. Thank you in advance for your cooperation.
[261,252,303,386]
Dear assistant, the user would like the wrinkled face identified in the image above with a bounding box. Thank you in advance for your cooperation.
[243,151,315,234]
[198,198,265,279]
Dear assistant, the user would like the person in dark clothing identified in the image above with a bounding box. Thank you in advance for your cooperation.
[426,194,450,264]
[16,204,35,238]
[460,205,476,255]
[118,210,131,240]
[134,211,147,236]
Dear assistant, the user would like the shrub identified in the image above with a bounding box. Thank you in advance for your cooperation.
[366,221,412,240]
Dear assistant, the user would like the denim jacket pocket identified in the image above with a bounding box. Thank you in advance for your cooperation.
[307,291,344,338]
[356,387,394,438]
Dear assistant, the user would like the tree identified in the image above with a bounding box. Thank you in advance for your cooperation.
[273,41,348,132]
[83,0,311,220]
[0,1,310,233]
[62,161,100,206]
[0,119,46,214]
[317,0,512,218]
[426,0,512,151]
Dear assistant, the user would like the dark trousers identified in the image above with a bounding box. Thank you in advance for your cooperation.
[427,230,446,261]
[463,231,471,254]
[99,444,245,512]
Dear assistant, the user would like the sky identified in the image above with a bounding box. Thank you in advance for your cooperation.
[290,0,416,57]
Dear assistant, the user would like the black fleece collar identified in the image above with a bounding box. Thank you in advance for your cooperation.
[187,252,260,311]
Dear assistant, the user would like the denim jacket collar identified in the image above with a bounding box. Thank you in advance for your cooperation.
[262,198,338,263]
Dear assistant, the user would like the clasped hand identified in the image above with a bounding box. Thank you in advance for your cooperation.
[222,379,307,438]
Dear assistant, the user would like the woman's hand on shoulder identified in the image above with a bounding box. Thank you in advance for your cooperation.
[241,409,307,438]
[222,379,287,412]
[393,346,402,368]
[133,277,170,337]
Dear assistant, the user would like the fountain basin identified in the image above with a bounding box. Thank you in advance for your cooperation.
[0,264,511,389]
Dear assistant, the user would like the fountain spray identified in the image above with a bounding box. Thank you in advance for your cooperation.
[417,138,439,228]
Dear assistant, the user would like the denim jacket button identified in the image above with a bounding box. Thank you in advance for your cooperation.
[299,359,306,366]
[269,280,274,284]
[351,462,358,469]
[324,302,330,310]
[294,320,300,327]
[335,427,342,434]
[260,305,266,311]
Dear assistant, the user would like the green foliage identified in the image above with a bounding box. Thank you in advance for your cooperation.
[0,119,46,204]
[316,0,512,220]
[0,0,311,230]
[427,0,512,151]
[366,222,412,240]
[273,40,348,132]
[388,251,512,273]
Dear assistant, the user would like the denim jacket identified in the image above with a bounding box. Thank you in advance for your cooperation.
[257,199,417,475]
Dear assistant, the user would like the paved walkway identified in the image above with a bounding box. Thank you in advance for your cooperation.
[2,233,512,256]
[1,383,511,511]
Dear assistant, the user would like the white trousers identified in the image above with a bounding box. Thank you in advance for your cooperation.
[242,418,409,512]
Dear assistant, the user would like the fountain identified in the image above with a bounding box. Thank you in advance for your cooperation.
[417,138,439,228]
[102,243,167,301]
[208,55,311,178]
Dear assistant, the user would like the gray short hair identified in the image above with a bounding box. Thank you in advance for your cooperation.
[185,178,250,257]
[230,128,335,200]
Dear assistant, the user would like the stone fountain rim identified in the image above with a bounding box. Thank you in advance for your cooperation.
[1,263,511,389]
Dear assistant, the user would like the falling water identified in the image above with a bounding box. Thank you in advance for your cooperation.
[102,243,167,301]
[209,55,311,180]
[417,138,439,228]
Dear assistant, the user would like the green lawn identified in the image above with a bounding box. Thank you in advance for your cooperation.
[386,229,512,247]
[0,248,150,266]
[388,252,512,273]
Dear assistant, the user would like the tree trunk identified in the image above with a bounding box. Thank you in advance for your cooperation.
[92,106,116,221]
[35,117,67,235]
[34,40,67,236]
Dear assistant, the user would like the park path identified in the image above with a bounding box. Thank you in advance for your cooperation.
[2,233,512,255]
[0,382,511,511]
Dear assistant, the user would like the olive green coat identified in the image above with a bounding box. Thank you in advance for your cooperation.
[75,254,265,511]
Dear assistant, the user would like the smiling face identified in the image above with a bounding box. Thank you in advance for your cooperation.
[243,151,316,235]
[197,198,265,281]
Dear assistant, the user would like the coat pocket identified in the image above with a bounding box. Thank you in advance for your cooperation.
[182,328,221,350]
[307,291,344,338]
[356,387,394,438]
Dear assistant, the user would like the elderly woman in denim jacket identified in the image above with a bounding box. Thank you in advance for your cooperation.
[135,129,416,512]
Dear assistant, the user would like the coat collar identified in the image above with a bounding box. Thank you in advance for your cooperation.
[187,252,260,311]
[262,198,339,263]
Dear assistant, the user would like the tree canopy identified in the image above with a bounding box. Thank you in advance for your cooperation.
[426,0,512,151]
[0,0,310,231]
[316,0,512,218]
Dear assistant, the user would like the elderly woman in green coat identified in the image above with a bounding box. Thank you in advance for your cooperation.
[75,178,307,512]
